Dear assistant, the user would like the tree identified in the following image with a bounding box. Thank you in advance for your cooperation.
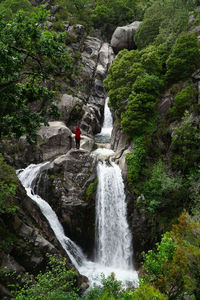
[121,74,164,136]
[0,0,36,19]
[142,213,200,299]
[91,0,142,37]
[0,153,19,214]
[0,8,71,143]
[104,49,143,112]
[170,111,200,173]
[166,33,200,82]
[10,255,80,299]
[134,0,198,49]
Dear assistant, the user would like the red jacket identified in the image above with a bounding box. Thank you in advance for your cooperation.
[75,126,81,140]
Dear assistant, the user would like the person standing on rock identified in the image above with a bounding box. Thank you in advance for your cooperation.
[75,125,81,149]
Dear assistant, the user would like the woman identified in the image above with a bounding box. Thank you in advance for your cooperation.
[75,126,81,149]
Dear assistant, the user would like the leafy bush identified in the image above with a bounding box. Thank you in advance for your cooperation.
[166,33,200,82]
[131,283,168,300]
[0,154,19,214]
[143,160,182,213]
[140,45,164,75]
[104,49,142,112]
[170,111,200,173]
[134,13,164,49]
[142,213,200,298]
[11,255,79,300]
[121,74,163,136]
[134,0,195,49]
[0,0,37,19]
[126,136,147,184]
[168,85,198,121]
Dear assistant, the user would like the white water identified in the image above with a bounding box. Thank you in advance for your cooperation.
[17,163,86,270]
[17,96,138,288]
[86,97,138,286]
[95,161,133,269]
[95,97,113,144]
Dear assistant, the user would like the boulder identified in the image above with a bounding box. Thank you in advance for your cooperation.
[36,149,97,256]
[80,104,102,135]
[111,21,141,53]
[17,121,73,165]
[57,94,83,124]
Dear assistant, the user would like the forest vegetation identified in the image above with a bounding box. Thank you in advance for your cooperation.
[0,0,200,299]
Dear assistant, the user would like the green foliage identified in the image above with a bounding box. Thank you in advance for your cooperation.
[0,0,36,19]
[170,111,200,173]
[168,85,198,120]
[126,136,147,184]
[0,8,71,142]
[104,49,142,112]
[134,3,164,49]
[139,45,164,75]
[11,254,79,299]
[166,33,200,82]
[131,283,168,299]
[143,160,182,213]
[121,74,163,136]
[91,0,142,37]
[134,0,197,49]
[85,179,98,202]
[0,153,19,214]
[142,213,200,298]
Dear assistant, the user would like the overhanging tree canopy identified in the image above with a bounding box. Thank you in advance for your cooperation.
[0,7,71,142]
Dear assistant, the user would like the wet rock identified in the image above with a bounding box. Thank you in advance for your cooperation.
[111,123,133,179]
[36,149,97,256]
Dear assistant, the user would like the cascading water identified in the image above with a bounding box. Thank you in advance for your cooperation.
[95,161,133,270]
[82,97,138,286]
[17,96,138,288]
[17,163,86,270]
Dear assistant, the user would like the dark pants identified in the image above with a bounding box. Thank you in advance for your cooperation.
[75,139,80,149]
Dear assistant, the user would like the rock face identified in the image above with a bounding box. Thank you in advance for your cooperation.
[111,21,142,53]
[35,149,97,256]
[13,121,73,167]
[0,181,76,297]
[111,123,134,179]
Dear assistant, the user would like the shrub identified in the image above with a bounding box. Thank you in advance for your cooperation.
[166,33,200,82]
[0,154,18,214]
[168,85,198,121]
[126,136,147,183]
[121,74,163,136]
[103,49,142,112]
[170,111,200,173]
[142,213,200,299]
[11,255,79,299]
[132,283,168,300]
[143,160,182,213]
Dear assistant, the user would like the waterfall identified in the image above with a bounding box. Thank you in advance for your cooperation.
[17,96,138,288]
[17,163,86,270]
[95,161,133,270]
[80,96,138,286]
